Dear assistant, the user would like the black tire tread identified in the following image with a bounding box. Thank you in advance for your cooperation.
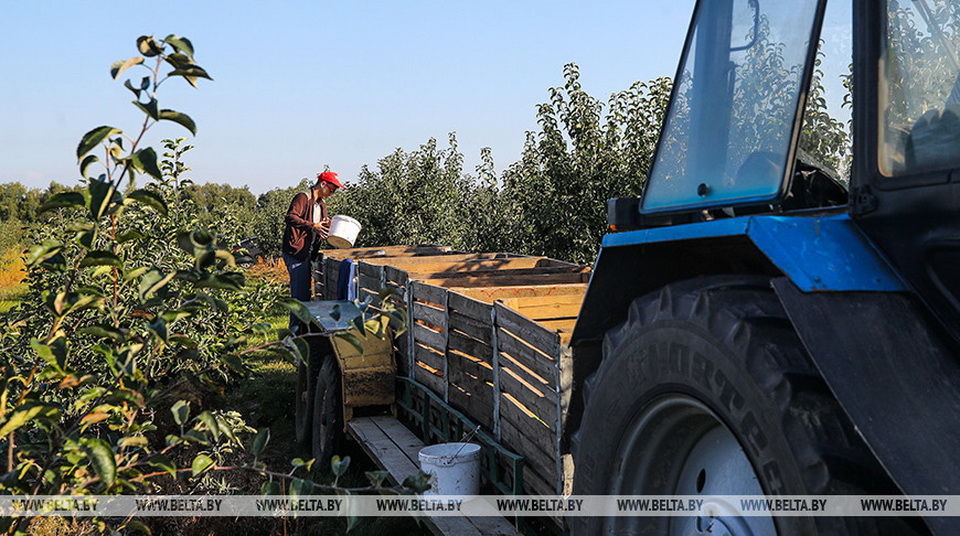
[571,275,922,535]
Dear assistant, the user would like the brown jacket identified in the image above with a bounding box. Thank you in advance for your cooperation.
[282,191,328,260]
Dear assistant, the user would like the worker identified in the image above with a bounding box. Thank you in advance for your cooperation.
[281,171,346,333]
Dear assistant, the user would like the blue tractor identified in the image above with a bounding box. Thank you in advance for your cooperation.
[569,0,960,534]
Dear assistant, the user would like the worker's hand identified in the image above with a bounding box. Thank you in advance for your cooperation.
[314,222,330,239]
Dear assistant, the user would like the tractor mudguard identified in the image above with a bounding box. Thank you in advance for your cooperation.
[573,213,904,347]
[774,278,960,535]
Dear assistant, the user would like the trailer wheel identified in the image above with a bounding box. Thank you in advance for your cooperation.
[294,356,313,448]
[311,355,343,468]
[571,275,922,536]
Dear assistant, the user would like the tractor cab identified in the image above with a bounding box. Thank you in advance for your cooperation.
[604,0,960,344]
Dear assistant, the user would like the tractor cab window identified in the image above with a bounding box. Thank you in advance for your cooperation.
[642,0,824,214]
[880,0,960,176]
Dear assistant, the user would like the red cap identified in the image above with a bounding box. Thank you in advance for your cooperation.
[318,171,346,189]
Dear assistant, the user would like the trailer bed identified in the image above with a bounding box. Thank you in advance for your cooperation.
[347,416,520,536]
[317,245,587,527]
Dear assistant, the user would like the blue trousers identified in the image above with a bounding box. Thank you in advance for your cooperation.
[282,251,312,334]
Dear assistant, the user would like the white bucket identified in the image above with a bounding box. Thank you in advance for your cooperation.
[327,215,361,249]
[418,442,481,496]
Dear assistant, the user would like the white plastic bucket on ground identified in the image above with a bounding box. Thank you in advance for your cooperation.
[418,442,482,495]
[327,215,361,249]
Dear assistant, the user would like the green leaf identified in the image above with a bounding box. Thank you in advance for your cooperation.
[147,318,168,343]
[169,65,213,88]
[117,229,148,243]
[164,35,195,59]
[78,324,125,341]
[123,79,142,98]
[139,269,176,301]
[39,191,85,214]
[158,109,197,135]
[195,411,220,442]
[147,455,177,479]
[279,299,311,325]
[77,126,121,159]
[136,36,162,57]
[0,403,56,437]
[25,240,63,267]
[260,481,280,495]
[79,250,122,268]
[132,98,159,120]
[87,178,116,220]
[124,266,150,281]
[289,478,314,496]
[191,272,244,292]
[330,455,350,477]
[251,428,270,457]
[171,400,190,426]
[80,437,117,486]
[110,56,144,79]
[191,454,214,476]
[365,470,390,488]
[335,332,365,355]
[127,188,168,215]
[79,155,100,178]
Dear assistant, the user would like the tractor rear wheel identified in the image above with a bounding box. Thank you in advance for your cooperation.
[311,355,344,468]
[293,353,313,448]
[571,275,922,536]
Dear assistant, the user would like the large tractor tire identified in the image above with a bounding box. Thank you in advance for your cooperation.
[571,275,922,536]
[311,355,344,468]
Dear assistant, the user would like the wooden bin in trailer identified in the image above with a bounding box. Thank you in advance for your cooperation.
[317,248,589,500]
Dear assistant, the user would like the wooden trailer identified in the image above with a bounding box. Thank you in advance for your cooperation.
[306,245,590,533]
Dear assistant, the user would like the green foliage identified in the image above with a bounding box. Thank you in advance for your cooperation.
[330,134,471,250]
[498,66,672,263]
[0,35,295,534]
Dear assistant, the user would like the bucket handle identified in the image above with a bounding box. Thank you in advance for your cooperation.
[441,425,481,465]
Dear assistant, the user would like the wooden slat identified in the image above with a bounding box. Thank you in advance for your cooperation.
[448,350,493,384]
[412,282,448,306]
[413,323,445,351]
[348,417,521,536]
[447,364,491,397]
[447,292,493,323]
[495,302,560,359]
[498,366,557,426]
[360,252,521,266]
[498,293,586,310]
[496,328,558,385]
[322,245,454,260]
[413,302,447,329]
[538,319,576,331]
[407,265,588,281]
[447,330,492,364]
[450,283,587,303]
[347,417,421,484]
[419,271,590,288]
[414,365,445,395]
[414,343,446,372]
[367,256,549,274]
[358,274,381,291]
[358,261,384,277]
[448,311,493,343]
[447,375,494,426]
[505,303,580,321]
[498,393,556,457]
[497,414,556,488]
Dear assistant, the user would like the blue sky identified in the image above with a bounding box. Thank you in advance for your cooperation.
[0,1,697,194]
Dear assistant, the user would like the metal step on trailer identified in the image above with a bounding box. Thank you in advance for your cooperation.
[347,416,521,536]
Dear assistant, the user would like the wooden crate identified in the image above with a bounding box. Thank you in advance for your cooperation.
[315,246,587,499]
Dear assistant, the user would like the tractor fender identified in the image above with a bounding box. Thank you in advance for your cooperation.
[566,214,907,451]
[773,279,960,518]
